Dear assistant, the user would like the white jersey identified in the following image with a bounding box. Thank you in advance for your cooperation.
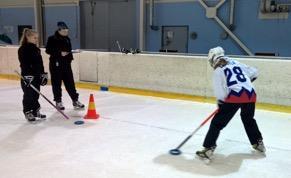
[213,58,258,103]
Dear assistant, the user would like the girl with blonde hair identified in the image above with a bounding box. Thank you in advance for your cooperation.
[18,28,48,122]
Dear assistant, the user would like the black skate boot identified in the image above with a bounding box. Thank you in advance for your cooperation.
[252,139,266,153]
[35,112,46,118]
[73,100,85,110]
[56,101,65,110]
[25,110,36,122]
[34,108,46,119]
[196,146,216,160]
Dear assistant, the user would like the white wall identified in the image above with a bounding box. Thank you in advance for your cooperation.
[97,53,210,96]
[0,46,80,81]
[1,46,291,106]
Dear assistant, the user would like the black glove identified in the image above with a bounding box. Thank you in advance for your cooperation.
[23,75,34,87]
[40,72,48,86]
[251,77,257,82]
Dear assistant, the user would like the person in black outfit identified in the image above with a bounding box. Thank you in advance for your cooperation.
[45,21,84,110]
[18,28,48,122]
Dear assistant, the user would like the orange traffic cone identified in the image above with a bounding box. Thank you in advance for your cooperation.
[84,94,100,119]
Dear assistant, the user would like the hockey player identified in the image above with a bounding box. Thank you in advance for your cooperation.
[18,28,48,122]
[45,21,84,110]
[196,46,265,160]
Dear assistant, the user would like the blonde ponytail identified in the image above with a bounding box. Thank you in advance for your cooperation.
[19,28,37,46]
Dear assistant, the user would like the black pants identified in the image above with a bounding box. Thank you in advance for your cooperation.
[21,77,41,114]
[49,61,78,102]
[203,102,263,148]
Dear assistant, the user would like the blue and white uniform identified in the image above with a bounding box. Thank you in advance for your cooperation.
[200,55,263,151]
[212,58,258,103]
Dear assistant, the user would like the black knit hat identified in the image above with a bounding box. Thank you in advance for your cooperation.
[57,21,68,30]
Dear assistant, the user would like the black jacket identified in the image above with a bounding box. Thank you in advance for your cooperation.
[45,31,73,64]
[18,43,45,76]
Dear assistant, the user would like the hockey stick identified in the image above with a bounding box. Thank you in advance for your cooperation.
[116,40,122,52]
[115,40,133,54]
[169,108,219,155]
[15,70,70,120]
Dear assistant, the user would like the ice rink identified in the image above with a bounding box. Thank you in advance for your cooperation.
[0,79,291,178]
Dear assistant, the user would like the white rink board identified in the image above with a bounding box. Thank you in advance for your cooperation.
[0,46,291,106]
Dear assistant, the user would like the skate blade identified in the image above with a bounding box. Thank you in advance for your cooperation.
[252,150,266,156]
[74,107,85,111]
[195,155,212,164]
[28,118,46,124]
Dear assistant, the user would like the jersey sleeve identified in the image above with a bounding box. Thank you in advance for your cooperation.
[212,68,228,101]
[239,63,258,81]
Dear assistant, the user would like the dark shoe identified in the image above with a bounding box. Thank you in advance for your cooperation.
[56,102,65,110]
[34,111,46,118]
[252,139,266,153]
[25,110,36,122]
[73,100,85,110]
[196,146,216,159]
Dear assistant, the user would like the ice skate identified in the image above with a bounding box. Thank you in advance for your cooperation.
[34,109,46,119]
[34,111,47,122]
[252,140,266,153]
[25,110,46,124]
[56,101,65,110]
[73,100,85,110]
[25,110,36,122]
[196,146,216,164]
[35,112,46,118]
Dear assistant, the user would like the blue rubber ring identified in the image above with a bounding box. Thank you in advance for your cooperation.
[100,86,109,91]
[74,120,85,125]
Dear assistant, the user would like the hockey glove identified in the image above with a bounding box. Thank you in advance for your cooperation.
[40,72,48,86]
[23,75,34,87]
[251,77,257,82]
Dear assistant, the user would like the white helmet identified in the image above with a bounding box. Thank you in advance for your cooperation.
[208,46,225,67]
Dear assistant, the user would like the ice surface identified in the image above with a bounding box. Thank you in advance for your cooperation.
[0,79,290,178]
